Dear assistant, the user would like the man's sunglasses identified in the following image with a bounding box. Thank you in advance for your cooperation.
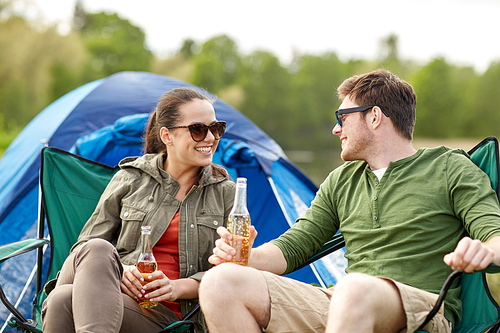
[167,121,226,142]
[335,105,389,127]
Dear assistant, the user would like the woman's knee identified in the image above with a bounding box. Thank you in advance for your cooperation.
[76,239,120,264]
[79,238,115,255]
[72,239,122,280]
[42,285,73,319]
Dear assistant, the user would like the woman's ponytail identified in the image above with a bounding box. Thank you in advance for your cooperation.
[144,110,166,154]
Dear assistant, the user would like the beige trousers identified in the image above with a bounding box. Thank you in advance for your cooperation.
[261,271,452,333]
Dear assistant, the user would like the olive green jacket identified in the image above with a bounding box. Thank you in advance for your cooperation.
[73,153,235,331]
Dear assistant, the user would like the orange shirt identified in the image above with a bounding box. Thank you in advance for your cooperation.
[153,211,181,319]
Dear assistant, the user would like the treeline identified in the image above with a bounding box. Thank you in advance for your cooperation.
[1,2,500,152]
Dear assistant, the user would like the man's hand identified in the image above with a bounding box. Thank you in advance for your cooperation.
[443,237,495,273]
[208,226,258,265]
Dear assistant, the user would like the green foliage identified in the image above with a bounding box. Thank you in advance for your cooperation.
[191,35,241,93]
[0,113,19,157]
[238,51,292,147]
[410,58,481,139]
[411,58,461,138]
[79,12,153,79]
[0,15,88,129]
[469,62,500,139]
[288,53,349,150]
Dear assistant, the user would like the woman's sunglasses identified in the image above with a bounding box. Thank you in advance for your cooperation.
[167,121,226,142]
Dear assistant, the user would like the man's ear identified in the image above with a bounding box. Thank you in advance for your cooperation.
[371,106,384,129]
[160,127,173,146]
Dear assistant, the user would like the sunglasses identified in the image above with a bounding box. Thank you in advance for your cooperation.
[335,105,389,127]
[167,121,226,142]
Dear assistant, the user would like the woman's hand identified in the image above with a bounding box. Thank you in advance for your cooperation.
[121,265,178,302]
[120,265,144,299]
[121,264,145,299]
[141,271,179,302]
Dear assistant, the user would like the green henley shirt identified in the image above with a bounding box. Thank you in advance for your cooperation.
[271,146,500,326]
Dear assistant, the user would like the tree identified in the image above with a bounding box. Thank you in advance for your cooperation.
[190,35,241,93]
[0,15,88,128]
[379,34,399,63]
[410,58,467,138]
[288,53,348,149]
[180,38,196,59]
[77,11,153,80]
[238,51,292,147]
[469,62,500,138]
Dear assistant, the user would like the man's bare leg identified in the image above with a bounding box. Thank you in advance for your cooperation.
[326,273,406,333]
[199,263,270,333]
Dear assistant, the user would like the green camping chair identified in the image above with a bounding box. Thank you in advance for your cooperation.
[0,147,197,333]
[294,136,500,333]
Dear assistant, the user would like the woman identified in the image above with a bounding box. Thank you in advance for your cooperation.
[41,87,235,333]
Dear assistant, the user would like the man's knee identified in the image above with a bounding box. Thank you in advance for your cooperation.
[201,264,249,290]
[200,264,257,307]
[332,273,380,303]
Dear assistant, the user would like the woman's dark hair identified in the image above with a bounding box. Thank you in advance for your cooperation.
[145,88,213,154]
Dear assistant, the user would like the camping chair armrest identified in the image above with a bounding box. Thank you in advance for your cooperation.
[417,262,500,331]
[0,238,49,264]
[293,234,346,272]
[0,238,49,327]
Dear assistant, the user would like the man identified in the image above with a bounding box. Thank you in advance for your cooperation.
[199,69,500,333]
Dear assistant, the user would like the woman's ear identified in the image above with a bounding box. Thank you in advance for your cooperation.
[160,127,173,146]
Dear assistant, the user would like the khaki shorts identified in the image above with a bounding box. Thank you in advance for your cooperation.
[261,271,452,333]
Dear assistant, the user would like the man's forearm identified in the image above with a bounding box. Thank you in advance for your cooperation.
[248,242,288,275]
[484,235,500,264]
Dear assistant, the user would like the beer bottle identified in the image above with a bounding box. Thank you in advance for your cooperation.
[136,225,158,308]
[226,177,251,265]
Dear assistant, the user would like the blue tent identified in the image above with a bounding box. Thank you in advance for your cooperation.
[0,72,346,331]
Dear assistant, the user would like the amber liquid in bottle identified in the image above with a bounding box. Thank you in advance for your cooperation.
[226,177,251,265]
[136,225,158,308]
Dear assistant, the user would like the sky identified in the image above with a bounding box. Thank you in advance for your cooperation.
[24,0,500,74]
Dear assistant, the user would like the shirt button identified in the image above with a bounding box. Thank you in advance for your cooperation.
[124,211,129,217]
[373,216,378,221]
[375,181,379,185]
[373,196,378,201]
[213,220,219,226]
[190,224,194,228]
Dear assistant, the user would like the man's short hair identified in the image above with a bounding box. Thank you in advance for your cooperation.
[337,69,416,140]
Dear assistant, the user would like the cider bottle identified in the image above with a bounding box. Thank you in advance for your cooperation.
[226,177,251,265]
[136,225,158,308]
